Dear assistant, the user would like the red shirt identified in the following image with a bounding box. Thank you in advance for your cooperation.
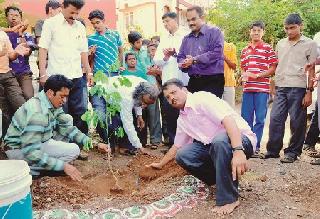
[240,41,278,93]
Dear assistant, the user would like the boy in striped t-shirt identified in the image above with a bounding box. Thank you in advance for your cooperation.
[240,21,278,156]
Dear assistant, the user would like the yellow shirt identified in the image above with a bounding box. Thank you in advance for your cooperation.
[224,42,237,87]
[0,31,14,73]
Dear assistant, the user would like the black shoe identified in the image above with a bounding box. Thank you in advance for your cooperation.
[259,152,280,159]
[280,155,296,163]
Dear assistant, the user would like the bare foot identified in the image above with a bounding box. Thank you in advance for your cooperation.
[213,200,240,215]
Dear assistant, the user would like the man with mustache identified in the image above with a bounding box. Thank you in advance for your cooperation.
[39,0,92,159]
[147,78,256,215]
[3,75,108,181]
[177,6,224,97]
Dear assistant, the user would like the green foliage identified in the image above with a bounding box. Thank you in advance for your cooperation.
[0,0,7,28]
[208,0,320,50]
[82,65,133,147]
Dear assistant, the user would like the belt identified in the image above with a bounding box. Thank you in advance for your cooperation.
[190,74,223,79]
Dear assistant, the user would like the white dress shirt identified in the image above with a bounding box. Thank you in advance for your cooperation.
[154,28,189,86]
[39,13,88,79]
[97,75,145,149]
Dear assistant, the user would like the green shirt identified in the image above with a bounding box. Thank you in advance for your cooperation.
[121,68,147,80]
[4,91,89,171]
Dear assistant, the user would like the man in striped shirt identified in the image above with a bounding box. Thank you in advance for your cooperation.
[3,75,101,181]
[240,21,277,156]
[88,9,123,75]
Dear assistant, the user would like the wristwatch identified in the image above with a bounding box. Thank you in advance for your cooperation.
[192,57,197,64]
[306,87,314,92]
[232,145,245,152]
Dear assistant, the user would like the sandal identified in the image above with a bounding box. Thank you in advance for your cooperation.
[259,152,280,159]
[150,144,160,150]
[280,156,296,163]
[310,159,320,165]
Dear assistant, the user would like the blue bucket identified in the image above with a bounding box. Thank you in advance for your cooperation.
[0,160,33,219]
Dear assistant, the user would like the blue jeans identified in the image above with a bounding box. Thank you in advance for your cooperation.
[241,92,269,150]
[175,133,253,206]
[304,100,319,148]
[266,87,307,158]
[147,99,162,144]
[160,94,180,145]
[63,75,88,135]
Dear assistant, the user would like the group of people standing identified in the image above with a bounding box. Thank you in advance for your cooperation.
[1,0,320,216]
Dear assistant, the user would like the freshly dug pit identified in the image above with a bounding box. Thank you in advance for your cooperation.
[32,153,186,210]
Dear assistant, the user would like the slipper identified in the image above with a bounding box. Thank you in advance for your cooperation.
[251,150,260,158]
[150,144,160,150]
[280,156,296,163]
[259,152,280,159]
[310,159,320,165]
[309,152,320,158]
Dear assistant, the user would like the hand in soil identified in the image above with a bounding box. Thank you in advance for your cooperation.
[145,162,163,170]
[98,143,111,153]
[64,163,83,182]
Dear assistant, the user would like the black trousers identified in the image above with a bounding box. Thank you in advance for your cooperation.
[188,74,224,98]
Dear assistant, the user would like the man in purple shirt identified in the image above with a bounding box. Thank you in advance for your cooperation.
[177,6,224,97]
[6,6,36,100]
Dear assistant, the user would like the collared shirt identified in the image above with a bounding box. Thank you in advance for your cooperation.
[275,35,318,88]
[39,13,88,79]
[224,42,237,87]
[241,41,278,93]
[4,91,89,171]
[174,92,257,151]
[88,29,122,74]
[177,24,224,76]
[7,32,35,75]
[121,68,147,80]
[0,30,14,73]
[154,28,189,85]
[97,75,146,149]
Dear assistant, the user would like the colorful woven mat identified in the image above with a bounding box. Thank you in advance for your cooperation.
[34,175,209,219]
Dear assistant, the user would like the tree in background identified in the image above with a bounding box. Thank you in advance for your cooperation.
[208,0,320,50]
[0,0,6,27]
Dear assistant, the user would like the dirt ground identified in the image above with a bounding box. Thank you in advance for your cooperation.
[2,105,320,218]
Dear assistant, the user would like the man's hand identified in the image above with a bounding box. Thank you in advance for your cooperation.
[15,43,30,56]
[119,66,126,72]
[64,163,82,182]
[88,45,97,56]
[147,65,161,76]
[146,162,163,169]
[181,55,193,68]
[231,150,248,181]
[39,74,48,86]
[302,91,312,108]
[87,74,94,87]
[137,115,145,130]
[97,143,111,153]
[242,71,257,79]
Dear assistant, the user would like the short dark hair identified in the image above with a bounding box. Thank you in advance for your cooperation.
[151,35,160,42]
[88,9,104,20]
[162,12,177,20]
[63,0,85,9]
[44,75,73,93]
[125,52,136,62]
[187,6,204,17]
[162,78,184,90]
[5,6,22,18]
[45,0,61,15]
[284,13,303,25]
[250,21,265,30]
[128,31,142,44]
[142,39,150,46]
[147,43,157,48]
